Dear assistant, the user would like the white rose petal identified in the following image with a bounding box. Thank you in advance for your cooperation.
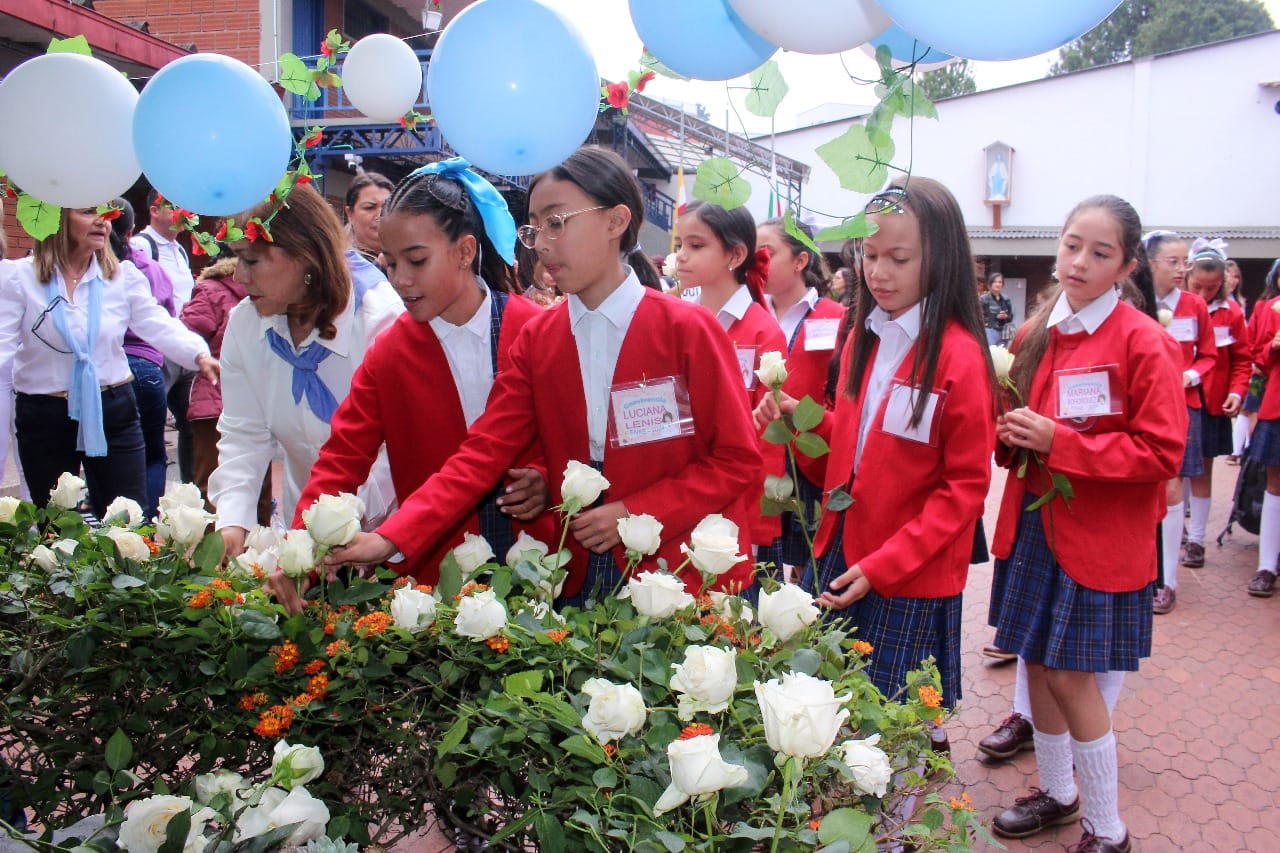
[662,252,679,279]
[103,496,144,528]
[1158,308,1175,326]
[158,482,205,515]
[193,769,246,805]
[162,504,214,548]
[0,495,22,524]
[30,544,59,571]
[279,529,318,578]
[670,645,738,720]
[708,591,754,624]
[754,671,851,759]
[454,588,507,640]
[452,532,496,578]
[617,513,663,557]
[52,538,79,558]
[580,678,647,744]
[301,492,365,547]
[839,733,892,798]
[653,733,749,815]
[626,571,695,619]
[679,514,747,577]
[505,530,550,568]
[244,526,281,552]
[390,587,438,633]
[104,527,151,562]
[763,474,794,503]
[758,584,820,642]
[269,786,330,847]
[232,546,279,579]
[754,350,788,388]
[271,740,325,789]
[119,795,213,853]
[560,460,610,510]
[49,472,86,510]
[988,345,1015,381]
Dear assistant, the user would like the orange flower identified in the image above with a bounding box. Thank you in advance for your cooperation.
[308,673,330,699]
[486,636,511,653]
[304,659,326,675]
[679,723,715,741]
[416,583,434,594]
[210,578,232,590]
[238,691,268,711]
[326,639,350,657]
[253,704,295,737]
[602,743,618,757]
[455,581,488,600]
[852,640,874,656]
[353,611,393,636]
[143,536,160,555]
[949,792,974,811]
[809,819,822,831]
[547,629,569,643]
[290,692,313,708]
[392,576,411,589]
[918,685,942,709]
[272,641,300,674]
[188,589,213,609]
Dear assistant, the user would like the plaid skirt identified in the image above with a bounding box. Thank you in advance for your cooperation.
[989,497,1152,672]
[1201,412,1235,459]
[556,460,623,609]
[477,486,516,564]
[1178,405,1205,477]
[1249,418,1280,467]
[806,524,963,708]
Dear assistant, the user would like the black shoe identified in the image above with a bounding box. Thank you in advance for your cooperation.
[978,712,1034,760]
[1248,570,1277,598]
[992,788,1081,839]
[1068,819,1132,852]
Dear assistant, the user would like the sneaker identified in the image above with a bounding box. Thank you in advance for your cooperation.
[1068,819,1132,852]
[1248,570,1277,598]
[1152,586,1177,614]
[978,712,1034,760]
[992,788,1081,839]
[981,645,1018,662]
[1182,541,1205,568]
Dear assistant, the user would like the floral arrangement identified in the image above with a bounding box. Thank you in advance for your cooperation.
[0,469,995,851]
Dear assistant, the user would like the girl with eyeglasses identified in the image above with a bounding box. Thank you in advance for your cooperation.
[987,196,1185,853]
[757,176,996,710]
[324,146,761,604]
[275,159,552,590]
[0,205,217,517]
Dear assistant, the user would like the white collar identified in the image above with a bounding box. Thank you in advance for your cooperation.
[568,269,645,330]
[1156,287,1182,312]
[765,287,819,317]
[258,293,355,357]
[1207,298,1227,312]
[865,300,923,341]
[1047,287,1119,335]
[430,286,492,340]
[717,284,754,323]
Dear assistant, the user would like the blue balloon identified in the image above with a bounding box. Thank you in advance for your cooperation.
[876,0,1123,62]
[630,0,777,82]
[867,24,953,67]
[428,0,600,177]
[134,54,292,216]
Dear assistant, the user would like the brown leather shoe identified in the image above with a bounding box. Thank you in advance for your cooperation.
[1182,541,1205,568]
[992,788,1081,839]
[978,712,1034,760]
[1067,819,1132,852]
[1152,586,1176,614]
[981,645,1018,662]
[1248,570,1277,598]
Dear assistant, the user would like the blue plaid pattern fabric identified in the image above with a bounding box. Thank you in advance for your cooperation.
[1178,404,1205,477]
[475,290,515,557]
[1249,417,1280,466]
[1201,411,1234,458]
[990,495,1153,673]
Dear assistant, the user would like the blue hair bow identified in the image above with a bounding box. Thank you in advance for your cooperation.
[407,157,517,265]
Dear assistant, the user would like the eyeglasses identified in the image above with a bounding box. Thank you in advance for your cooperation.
[31,295,72,354]
[864,187,908,215]
[517,206,607,249]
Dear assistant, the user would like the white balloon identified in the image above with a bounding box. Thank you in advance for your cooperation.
[341,34,424,122]
[0,53,141,208]
[728,0,891,55]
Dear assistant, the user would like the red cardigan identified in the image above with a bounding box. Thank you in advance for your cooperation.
[780,297,846,487]
[376,288,763,598]
[1249,297,1280,420]
[1164,289,1218,409]
[992,302,1187,592]
[1202,299,1251,416]
[811,319,995,599]
[726,302,788,545]
[293,294,552,582]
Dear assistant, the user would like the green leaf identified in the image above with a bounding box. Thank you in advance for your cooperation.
[762,419,794,446]
[438,717,468,757]
[892,77,937,119]
[277,54,319,99]
[1052,471,1075,504]
[653,830,687,851]
[66,631,96,668]
[693,157,751,210]
[503,669,544,697]
[234,609,282,641]
[816,125,896,194]
[471,725,503,750]
[640,49,689,81]
[534,812,567,851]
[789,647,822,675]
[826,486,854,512]
[794,431,830,459]
[744,60,788,118]
[111,574,146,589]
[815,212,878,243]
[437,551,463,602]
[156,809,191,853]
[327,576,390,605]
[48,35,93,56]
[591,767,618,789]
[1024,488,1057,513]
[105,728,132,772]
[191,531,225,573]
[1016,457,1028,479]
[792,396,825,433]
[784,210,820,256]
[17,193,62,240]
[818,808,872,846]
[560,734,608,763]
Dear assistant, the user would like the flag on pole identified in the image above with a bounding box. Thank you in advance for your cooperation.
[671,163,686,253]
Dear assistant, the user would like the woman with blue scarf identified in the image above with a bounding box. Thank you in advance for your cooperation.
[0,205,217,517]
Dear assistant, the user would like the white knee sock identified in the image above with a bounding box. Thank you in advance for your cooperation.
[1161,503,1182,589]
[1096,670,1125,714]
[1234,416,1249,456]
[1072,730,1126,843]
[1013,657,1031,718]
[1258,492,1280,575]
[1033,728,1078,806]
[1187,496,1211,547]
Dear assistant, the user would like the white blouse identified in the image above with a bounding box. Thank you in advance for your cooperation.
[208,281,403,532]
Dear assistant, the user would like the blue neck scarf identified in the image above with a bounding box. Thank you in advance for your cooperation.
[265,328,339,423]
[406,157,517,265]
[47,271,107,456]
[344,248,384,313]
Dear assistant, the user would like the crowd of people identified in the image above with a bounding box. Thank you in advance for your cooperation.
[4,146,1280,852]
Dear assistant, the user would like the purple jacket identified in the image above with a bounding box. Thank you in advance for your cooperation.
[181,263,245,420]
[123,246,176,365]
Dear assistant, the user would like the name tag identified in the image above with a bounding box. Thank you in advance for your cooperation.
[1055,366,1121,420]
[803,318,839,351]
[736,346,758,390]
[879,383,944,446]
[1214,325,1234,347]
[608,376,694,448]
[1168,316,1197,343]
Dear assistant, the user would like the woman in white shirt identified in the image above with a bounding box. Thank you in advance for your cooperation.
[0,206,216,516]
[209,183,401,557]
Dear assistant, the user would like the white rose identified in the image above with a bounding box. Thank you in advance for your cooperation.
[617,513,663,557]
[244,526,281,553]
[670,645,738,720]
[271,740,325,788]
[193,769,246,805]
[535,553,567,601]
[104,527,151,562]
[232,546,279,579]
[625,571,695,619]
[755,350,788,388]
[452,532,495,578]
[158,482,205,515]
[279,529,318,578]
[162,504,214,548]
[505,530,550,568]
[234,787,287,842]
[754,671,851,759]
[839,733,892,797]
[103,496,144,528]
[662,252,679,279]
[560,460,610,512]
[267,786,330,846]
[708,591,753,623]
[390,587,437,633]
[580,678,646,744]
[301,492,365,547]
[758,584,820,642]
[0,495,22,524]
[679,514,747,577]
[454,588,507,640]
[1157,308,1174,327]
[49,472,86,510]
[763,474,794,503]
[52,538,79,558]
[118,795,213,853]
[653,733,749,815]
[30,544,59,571]
[988,345,1015,382]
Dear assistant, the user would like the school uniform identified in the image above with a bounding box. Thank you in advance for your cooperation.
[990,291,1186,673]
[717,285,788,547]
[209,279,402,532]
[1200,298,1250,456]
[295,287,553,582]
[377,272,763,600]
[808,307,995,707]
[1246,297,1280,465]
[1156,288,1217,477]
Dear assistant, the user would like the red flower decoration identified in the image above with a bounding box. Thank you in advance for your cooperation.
[320,42,332,58]
[99,207,122,222]
[190,240,206,257]
[214,221,227,240]
[606,81,630,110]
[304,128,323,148]
[635,71,656,92]
[245,221,271,243]
[295,174,313,187]
[3,185,16,200]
